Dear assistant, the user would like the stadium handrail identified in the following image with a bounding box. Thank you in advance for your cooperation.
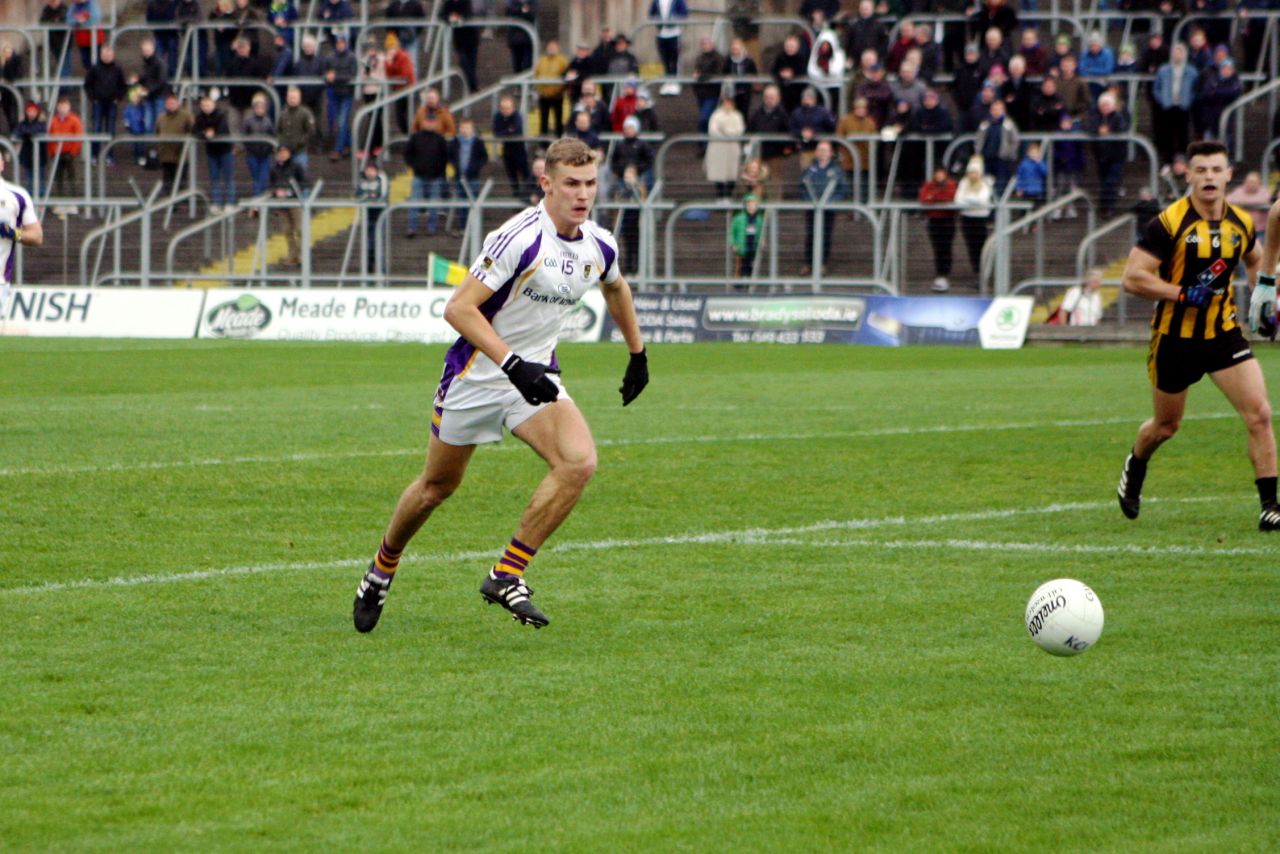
[1219,75,1280,165]
[1075,212,1135,282]
[93,134,282,201]
[78,180,190,288]
[654,132,867,199]
[980,189,1087,295]
[428,18,538,97]
[348,67,469,184]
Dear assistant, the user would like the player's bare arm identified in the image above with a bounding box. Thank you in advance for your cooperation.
[14,220,42,248]
[600,274,645,354]
[442,273,522,365]
[1121,246,1180,303]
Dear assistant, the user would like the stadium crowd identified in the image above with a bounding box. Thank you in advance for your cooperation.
[2,0,1278,281]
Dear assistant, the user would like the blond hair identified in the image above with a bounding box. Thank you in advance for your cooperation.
[545,138,598,174]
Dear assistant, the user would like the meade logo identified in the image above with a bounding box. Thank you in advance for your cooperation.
[206,294,272,338]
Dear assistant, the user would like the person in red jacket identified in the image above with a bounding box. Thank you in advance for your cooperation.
[610,77,640,132]
[918,164,958,292]
[47,96,84,216]
[383,33,416,134]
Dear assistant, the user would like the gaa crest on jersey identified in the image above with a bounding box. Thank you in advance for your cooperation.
[582,262,592,281]
[481,255,494,270]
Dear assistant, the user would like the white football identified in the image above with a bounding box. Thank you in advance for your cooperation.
[1025,578,1104,656]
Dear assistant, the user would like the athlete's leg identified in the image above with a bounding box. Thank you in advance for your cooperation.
[1134,386,1188,460]
[508,399,598,549]
[1210,359,1277,479]
[384,435,477,550]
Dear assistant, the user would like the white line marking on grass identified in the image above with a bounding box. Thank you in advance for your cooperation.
[758,537,1274,558]
[0,412,1238,479]
[1,495,1239,596]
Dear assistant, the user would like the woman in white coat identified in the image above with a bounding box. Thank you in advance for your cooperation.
[953,156,994,281]
[806,29,846,117]
[705,94,745,198]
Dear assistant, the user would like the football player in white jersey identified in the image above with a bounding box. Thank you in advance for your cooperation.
[0,154,43,312]
[354,138,648,632]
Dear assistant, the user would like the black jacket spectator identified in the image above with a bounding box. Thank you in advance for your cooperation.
[226,49,270,111]
[492,110,529,171]
[999,74,1034,128]
[1028,86,1066,132]
[609,136,654,180]
[291,47,327,113]
[694,47,726,102]
[971,1,1019,39]
[722,51,758,116]
[910,100,954,135]
[194,105,232,156]
[448,133,489,180]
[39,2,69,62]
[843,13,888,64]
[952,54,985,117]
[139,52,168,101]
[269,154,306,195]
[770,45,810,113]
[386,0,428,47]
[747,101,791,159]
[241,110,275,158]
[14,112,46,179]
[84,57,128,104]
[404,128,448,179]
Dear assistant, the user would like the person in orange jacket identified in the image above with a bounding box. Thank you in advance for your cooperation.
[47,96,84,216]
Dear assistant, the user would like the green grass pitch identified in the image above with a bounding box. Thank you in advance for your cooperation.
[1,339,1278,852]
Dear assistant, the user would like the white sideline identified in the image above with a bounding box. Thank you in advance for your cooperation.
[0,412,1237,478]
[761,537,1274,558]
[1,494,1245,596]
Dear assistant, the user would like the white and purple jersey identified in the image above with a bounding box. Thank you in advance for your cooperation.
[436,202,620,398]
[0,179,37,286]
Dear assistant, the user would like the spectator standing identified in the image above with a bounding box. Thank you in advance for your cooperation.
[1000,55,1033,129]
[154,91,193,192]
[505,0,536,73]
[1018,27,1047,75]
[441,0,479,91]
[67,0,103,75]
[836,97,876,202]
[693,36,726,139]
[318,0,355,47]
[723,38,758,120]
[1195,58,1241,143]
[83,44,126,161]
[771,35,809,115]
[1027,77,1065,132]
[231,0,261,52]
[611,78,641,132]
[1088,91,1128,217]
[738,156,769,201]
[1152,43,1197,166]
[268,1,300,52]
[527,155,546,206]
[278,85,318,175]
[919,165,958,292]
[1054,54,1091,120]
[358,39,387,157]
[907,88,953,189]
[843,0,888,67]
[226,37,269,131]
[291,36,327,123]
[575,84,611,134]
[534,40,569,136]
[977,28,1011,78]
[1060,269,1104,326]
[492,95,529,196]
[1079,30,1115,99]
[325,34,357,160]
[13,102,48,195]
[385,0,426,75]
[403,123,447,236]
[132,37,168,138]
[977,98,1018,195]
[0,45,21,134]
[1052,112,1084,218]
[448,117,488,233]
[614,163,645,275]
[356,158,388,272]
[747,84,791,200]
[241,94,275,201]
[209,0,237,75]
[606,33,640,80]
[383,34,416,134]
[145,0,180,79]
[790,86,835,170]
[610,116,655,188]
[1226,171,1271,237]
[47,96,83,215]
[971,0,1017,40]
[885,21,916,76]
[194,94,235,211]
[807,28,846,112]
[730,193,763,281]
[568,108,600,150]
[123,86,148,167]
[954,157,993,281]
[1014,141,1047,206]
[952,43,985,119]
[854,64,893,128]
[564,42,594,105]
[40,0,72,81]
[269,144,305,266]
[705,95,744,199]
[175,0,203,76]
[798,140,846,275]
[912,23,941,83]
[891,61,927,112]
[633,90,660,132]
[650,0,689,95]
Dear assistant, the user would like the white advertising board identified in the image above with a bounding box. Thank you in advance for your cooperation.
[196,289,458,342]
[0,287,205,338]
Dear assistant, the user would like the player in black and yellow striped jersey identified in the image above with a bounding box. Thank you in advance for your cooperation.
[1116,141,1279,531]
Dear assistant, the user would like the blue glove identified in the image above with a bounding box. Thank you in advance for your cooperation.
[0,223,14,241]
[1178,284,1214,308]
[1249,274,1277,339]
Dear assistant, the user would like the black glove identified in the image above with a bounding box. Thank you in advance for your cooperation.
[501,353,559,406]
[619,349,648,406]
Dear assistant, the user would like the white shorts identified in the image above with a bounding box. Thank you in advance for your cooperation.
[432,376,570,446]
